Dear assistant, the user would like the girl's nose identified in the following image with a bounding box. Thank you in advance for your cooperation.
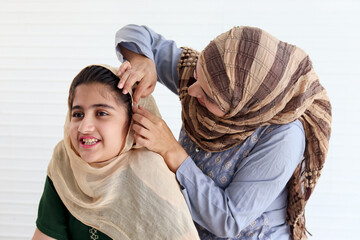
[78,116,95,133]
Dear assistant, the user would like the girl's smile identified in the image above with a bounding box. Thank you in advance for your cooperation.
[79,136,101,148]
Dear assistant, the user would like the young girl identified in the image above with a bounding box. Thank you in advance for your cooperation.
[32,65,199,240]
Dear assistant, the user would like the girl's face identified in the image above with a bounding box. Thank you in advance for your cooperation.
[69,83,129,164]
[188,58,226,117]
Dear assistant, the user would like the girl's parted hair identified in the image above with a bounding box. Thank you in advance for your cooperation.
[68,65,132,118]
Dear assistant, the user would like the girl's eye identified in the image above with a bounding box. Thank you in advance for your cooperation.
[72,112,84,118]
[97,111,108,117]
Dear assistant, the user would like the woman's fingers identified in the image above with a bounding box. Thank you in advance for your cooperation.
[133,105,159,123]
[132,107,161,140]
[133,81,155,104]
[118,61,144,95]
[122,70,143,95]
[117,54,157,103]
[132,116,159,151]
[117,64,156,103]
[118,61,131,76]
[118,69,142,95]
[133,133,149,148]
[132,105,188,172]
[132,119,151,137]
[117,61,131,89]
[132,107,165,146]
[117,46,157,102]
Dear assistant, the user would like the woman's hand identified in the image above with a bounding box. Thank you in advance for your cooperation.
[132,105,188,173]
[117,46,157,104]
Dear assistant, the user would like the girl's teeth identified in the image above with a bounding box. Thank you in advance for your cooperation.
[82,139,99,145]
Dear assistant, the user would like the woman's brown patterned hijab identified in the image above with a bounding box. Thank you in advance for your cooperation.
[177,26,332,240]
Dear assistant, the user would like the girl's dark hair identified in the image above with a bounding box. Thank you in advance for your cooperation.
[68,65,132,118]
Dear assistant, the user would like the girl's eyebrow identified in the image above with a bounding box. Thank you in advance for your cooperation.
[71,105,83,111]
[92,104,115,110]
[71,104,115,111]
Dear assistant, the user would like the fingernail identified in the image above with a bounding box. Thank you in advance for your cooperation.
[119,83,123,89]
[123,89,128,94]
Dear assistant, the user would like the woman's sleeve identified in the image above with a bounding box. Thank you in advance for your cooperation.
[115,24,183,95]
[36,176,70,240]
[176,121,306,238]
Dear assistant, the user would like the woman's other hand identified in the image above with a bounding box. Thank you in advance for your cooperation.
[117,46,157,104]
[132,105,188,173]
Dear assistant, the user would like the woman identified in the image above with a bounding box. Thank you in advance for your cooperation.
[115,25,332,240]
[32,65,199,240]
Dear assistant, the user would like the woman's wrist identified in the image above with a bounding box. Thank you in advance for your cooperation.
[120,45,143,62]
[163,144,188,173]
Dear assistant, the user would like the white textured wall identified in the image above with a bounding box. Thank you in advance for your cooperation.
[0,0,359,239]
